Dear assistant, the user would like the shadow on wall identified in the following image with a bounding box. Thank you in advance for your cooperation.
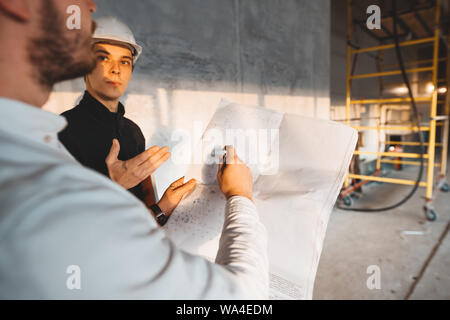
[44,80,330,149]
[44,0,331,148]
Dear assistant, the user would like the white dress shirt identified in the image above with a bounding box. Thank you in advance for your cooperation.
[0,97,268,299]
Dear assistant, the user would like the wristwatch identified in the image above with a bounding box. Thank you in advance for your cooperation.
[150,204,168,226]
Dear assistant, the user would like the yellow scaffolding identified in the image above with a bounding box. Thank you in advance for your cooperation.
[343,0,449,220]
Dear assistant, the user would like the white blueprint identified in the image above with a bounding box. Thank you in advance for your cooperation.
[163,101,358,299]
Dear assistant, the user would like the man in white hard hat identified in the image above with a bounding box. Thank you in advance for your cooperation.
[59,17,194,225]
[0,0,268,299]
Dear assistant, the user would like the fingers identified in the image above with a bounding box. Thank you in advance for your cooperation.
[145,146,171,166]
[144,145,163,157]
[225,146,244,165]
[170,176,185,189]
[218,146,244,178]
[136,150,171,180]
[105,139,120,165]
[174,178,197,195]
[218,163,224,176]
[128,145,171,171]
[235,155,244,164]
[225,145,235,164]
[228,147,245,164]
[146,148,171,169]
[129,145,161,166]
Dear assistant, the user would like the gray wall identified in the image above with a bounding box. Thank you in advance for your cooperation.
[44,0,331,189]
[92,0,330,104]
[46,0,331,123]
[44,0,331,194]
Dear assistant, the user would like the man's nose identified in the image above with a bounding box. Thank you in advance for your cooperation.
[111,62,121,75]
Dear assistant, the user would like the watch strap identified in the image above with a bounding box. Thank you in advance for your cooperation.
[150,204,168,226]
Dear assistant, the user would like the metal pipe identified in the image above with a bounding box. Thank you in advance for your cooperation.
[350,67,433,80]
[348,174,427,187]
[380,159,440,167]
[354,151,430,158]
[344,0,352,189]
[441,35,450,177]
[351,37,434,54]
[385,141,443,147]
[381,57,447,69]
[350,97,432,104]
[425,0,440,200]
[352,126,430,131]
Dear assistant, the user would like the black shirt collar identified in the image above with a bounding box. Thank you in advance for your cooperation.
[79,91,125,120]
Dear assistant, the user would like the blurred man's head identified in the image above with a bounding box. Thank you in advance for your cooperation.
[0,0,97,105]
[86,42,133,102]
[27,0,98,88]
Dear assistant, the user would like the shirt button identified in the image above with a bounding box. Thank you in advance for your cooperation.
[44,135,52,143]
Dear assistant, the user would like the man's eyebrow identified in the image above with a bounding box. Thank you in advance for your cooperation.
[95,49,110,55]
[122,56,133,61]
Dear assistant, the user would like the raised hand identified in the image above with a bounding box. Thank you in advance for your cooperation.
[157,177,197,215]
[105,139,170,189]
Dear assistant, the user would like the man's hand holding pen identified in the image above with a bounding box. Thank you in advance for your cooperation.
[217,146,254,202]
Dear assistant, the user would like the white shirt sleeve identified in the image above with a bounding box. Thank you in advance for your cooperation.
[215,196,269,299]
[0,162,268,299]
[0,99,268,299]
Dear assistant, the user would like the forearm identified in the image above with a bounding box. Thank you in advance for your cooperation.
[215,196,269,299]
[141,176,157,208]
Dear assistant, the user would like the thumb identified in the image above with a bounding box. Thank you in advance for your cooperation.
[170,176,185,189]
[106,139,120,164]
[175,178,197,195]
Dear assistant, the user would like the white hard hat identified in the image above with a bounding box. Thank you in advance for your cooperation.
[93,16,143,64]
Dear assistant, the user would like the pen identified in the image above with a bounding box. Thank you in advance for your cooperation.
[221,146,227,176]
[213,146,228,176]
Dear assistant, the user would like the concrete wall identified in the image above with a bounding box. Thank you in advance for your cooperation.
[44,0,331,192]
[45,0,331,146]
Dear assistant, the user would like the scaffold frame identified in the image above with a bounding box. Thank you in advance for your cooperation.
[341,0,449,220]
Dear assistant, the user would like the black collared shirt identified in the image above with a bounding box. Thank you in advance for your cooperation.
[58,91,145,201]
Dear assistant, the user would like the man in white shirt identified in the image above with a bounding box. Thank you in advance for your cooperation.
[0,0,268,299]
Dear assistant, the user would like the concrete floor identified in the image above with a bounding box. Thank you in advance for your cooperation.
[313,158,450,300]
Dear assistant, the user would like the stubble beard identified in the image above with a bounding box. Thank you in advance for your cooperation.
[27,0,97,90]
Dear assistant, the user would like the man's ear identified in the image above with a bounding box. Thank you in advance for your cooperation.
[0,0,31,22]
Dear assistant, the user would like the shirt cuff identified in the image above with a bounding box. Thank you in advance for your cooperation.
[226,195,257,213]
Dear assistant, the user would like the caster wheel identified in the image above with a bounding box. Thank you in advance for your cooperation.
[440,183,449,193]
[424,208,437,222]
[342,196,353,207]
